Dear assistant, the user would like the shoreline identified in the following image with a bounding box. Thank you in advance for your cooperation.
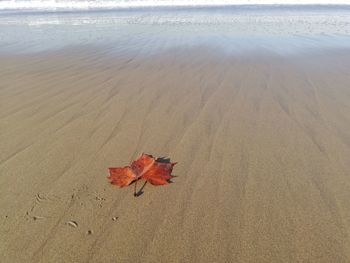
[1,5,350,55]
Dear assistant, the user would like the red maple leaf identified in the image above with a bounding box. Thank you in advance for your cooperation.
[108,154,176,196]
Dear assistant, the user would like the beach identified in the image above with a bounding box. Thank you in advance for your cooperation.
[1,5,350,263]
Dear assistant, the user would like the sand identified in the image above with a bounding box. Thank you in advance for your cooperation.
[1,47,350,263]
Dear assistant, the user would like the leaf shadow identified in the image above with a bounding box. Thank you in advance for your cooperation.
[134,181,147,197]
[155,157,171,163]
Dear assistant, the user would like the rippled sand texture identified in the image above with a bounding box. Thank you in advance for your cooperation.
[1,48,350,263]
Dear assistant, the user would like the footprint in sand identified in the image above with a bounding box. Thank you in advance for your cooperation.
[25,193,61,221]
[25,210,46,221]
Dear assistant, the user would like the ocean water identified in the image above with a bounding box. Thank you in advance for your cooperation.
[0,5,350,54]
[1,0,350,11]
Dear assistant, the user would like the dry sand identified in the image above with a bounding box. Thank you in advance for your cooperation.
[1,47,350,262]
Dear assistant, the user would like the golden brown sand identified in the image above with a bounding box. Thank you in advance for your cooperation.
[1,47,350,262]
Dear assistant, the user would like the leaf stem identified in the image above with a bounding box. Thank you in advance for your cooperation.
[134,179,138,197]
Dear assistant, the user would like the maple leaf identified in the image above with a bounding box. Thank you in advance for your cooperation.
[108,167,136,188]
[108,154,176,196]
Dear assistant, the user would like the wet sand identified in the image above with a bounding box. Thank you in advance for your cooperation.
[1,47,350,262]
